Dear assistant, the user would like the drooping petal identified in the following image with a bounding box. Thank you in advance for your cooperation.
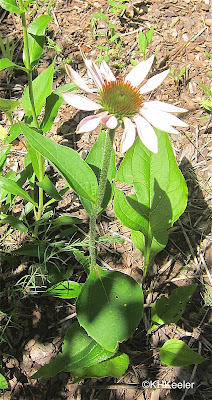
[77,112,108,133]
[140,107,187,133]
[139,69,169,94]
[84,58,104,90]
[143,100,188,113]
[100,60,116,82]
[61,93,103,111]
[66,65,93,93]
[124,55,154,88]
[121,117,136,153]
[134,114,158,153]
[101,114,118,129]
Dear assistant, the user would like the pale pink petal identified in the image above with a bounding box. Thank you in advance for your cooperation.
[121,117,136,153]
[134,114,158,153]
[143,100,188,113]
[66,65,93,93]
[140,107,187,133]
[100,60,116,82]
[139,69,169,94]
[124,55,154,88]
[77,112,108,133]
[61,93,102,111]
[84,58,104,90]
[101,114,118,129]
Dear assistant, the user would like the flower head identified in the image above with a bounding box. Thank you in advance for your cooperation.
[61,55,188,153]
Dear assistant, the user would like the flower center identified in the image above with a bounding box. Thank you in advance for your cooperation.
[100,78,143,119]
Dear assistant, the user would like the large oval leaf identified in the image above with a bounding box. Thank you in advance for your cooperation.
[114,130,188,259]
[71,353,129,380]
[76,266,144,351]
[20,123,98,203]
[32,322,116,379]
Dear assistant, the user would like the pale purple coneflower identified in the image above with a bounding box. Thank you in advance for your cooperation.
[61,55,188,153]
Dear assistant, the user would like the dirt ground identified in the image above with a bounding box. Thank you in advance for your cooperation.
[0,0,212,399]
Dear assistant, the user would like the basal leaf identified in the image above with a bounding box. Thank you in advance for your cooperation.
[76,265,144,351]
[32,321,116,379]
[114,131,188,259]
[151,284,197,326]
[21,60,55,117]
[70,353,129,380]
[0,372,8,389]
[44,281,83,298]
[160,339,206,366]
[23,15,52,68]
[20,123,98,203]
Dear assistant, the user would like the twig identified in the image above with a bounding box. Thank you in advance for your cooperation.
[199,252,212,286]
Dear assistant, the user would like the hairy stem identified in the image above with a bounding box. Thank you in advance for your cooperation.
[89,128,115,270]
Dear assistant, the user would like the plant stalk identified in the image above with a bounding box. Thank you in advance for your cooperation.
[18,0,45,231]
[89,128,115,270]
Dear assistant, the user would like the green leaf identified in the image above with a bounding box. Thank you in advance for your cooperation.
[138,31,147,55]
[151,284,197,326]
[23,15,52,68]
[198,81,212,97]
[21,60,55,117]
[201,99,212,112]
[44,281,82,298]
[73,250,90,275]
[92,12,108,22]
[37,175,62,200]
[40,83,77,133]
[26,141,41,179]
[0,0,22,14]
[32,321,116,379]
[0,145,11,172]
[109,33,120,42]
[76,265,144,352]
[146,27,154,44]
[0,98,19,113]
[4,123,22,144]
[0,372,8,389]
[0,57,27,72]
[71,353,129,380]
[0,214,28,232]
[114,132,188,259]
[82,128,116,214]
[159,339,206,366]
[52,216,83,226]
[0,177,37,205]
[20,123,98,203]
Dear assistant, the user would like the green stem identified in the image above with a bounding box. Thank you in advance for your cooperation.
[89,128,115,270]
[142,228,152,283]
[18,0,45,231]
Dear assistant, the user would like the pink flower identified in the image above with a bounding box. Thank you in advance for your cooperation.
[61,55,188,153]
